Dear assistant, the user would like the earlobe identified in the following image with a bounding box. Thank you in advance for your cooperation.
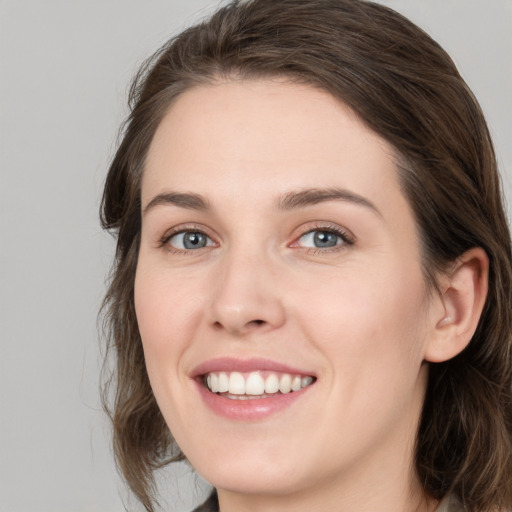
[424,247,489,363]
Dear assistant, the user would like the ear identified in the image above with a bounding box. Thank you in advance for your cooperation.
[424,247,489,363]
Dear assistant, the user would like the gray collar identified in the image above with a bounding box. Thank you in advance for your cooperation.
[436,495,465,512]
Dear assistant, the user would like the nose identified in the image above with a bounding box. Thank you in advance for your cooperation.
[208,249,286,336]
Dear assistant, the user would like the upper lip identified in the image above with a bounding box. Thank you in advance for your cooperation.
[190,357,316,378]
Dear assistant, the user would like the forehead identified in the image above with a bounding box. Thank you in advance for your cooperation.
[142,79,404,214]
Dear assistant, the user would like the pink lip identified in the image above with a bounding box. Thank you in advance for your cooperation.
[191,357,315,378]
[191,357,316,421]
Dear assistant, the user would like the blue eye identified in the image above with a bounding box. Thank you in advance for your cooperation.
[297,229,345,249]
[168,231,214,250]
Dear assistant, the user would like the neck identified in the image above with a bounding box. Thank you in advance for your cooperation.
[218,482,437,512]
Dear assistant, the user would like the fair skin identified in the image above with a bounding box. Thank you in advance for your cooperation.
[135,79,488,512]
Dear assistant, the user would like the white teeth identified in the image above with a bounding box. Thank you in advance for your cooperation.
[279,374,292,394]
[218,372,229,392]
[229,372,245,395]
[245,373,265,395]
[210,373,219,392]
[205,371,315,396]
[264,374,279,394]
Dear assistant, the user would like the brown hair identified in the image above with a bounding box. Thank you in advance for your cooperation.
[100,1,512,510]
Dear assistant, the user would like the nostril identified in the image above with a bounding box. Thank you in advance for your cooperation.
[213,320,267,329]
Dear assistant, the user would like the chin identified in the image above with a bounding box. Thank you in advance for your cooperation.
[201,464,306,498]
[184,440,310,496]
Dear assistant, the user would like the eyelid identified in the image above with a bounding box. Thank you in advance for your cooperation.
[156,221,355,254]
[159,223,219,253]
[289,222,356,250]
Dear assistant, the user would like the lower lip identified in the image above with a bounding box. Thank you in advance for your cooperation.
[195,380,313,421]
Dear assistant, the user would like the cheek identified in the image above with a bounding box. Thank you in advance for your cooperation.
[295,262,428,374]
[133,265,204,429]
[134,265,201,378]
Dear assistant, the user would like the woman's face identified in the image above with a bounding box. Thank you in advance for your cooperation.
[135,79,439,503]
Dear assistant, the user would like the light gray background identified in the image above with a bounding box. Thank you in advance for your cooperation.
[1,1,510,511]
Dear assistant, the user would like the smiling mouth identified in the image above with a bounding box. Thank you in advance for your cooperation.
[203,371,316,399]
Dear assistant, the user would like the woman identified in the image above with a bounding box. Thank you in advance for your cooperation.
[100,1,512,511]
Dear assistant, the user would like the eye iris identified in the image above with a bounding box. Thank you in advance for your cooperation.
[313,231,339,247]
[183,232,207,249]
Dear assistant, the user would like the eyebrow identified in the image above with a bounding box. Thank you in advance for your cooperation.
[143,192,210,215]
[143,187,381,217]
[277,187,381,216]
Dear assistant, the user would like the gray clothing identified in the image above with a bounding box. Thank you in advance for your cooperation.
[192,491,464,511]
[437,495,465,512]
[193,491,218,512]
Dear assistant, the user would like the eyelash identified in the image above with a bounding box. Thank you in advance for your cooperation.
[159,224,216,254]
[158,223,355,255]
[291,223,355,254]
